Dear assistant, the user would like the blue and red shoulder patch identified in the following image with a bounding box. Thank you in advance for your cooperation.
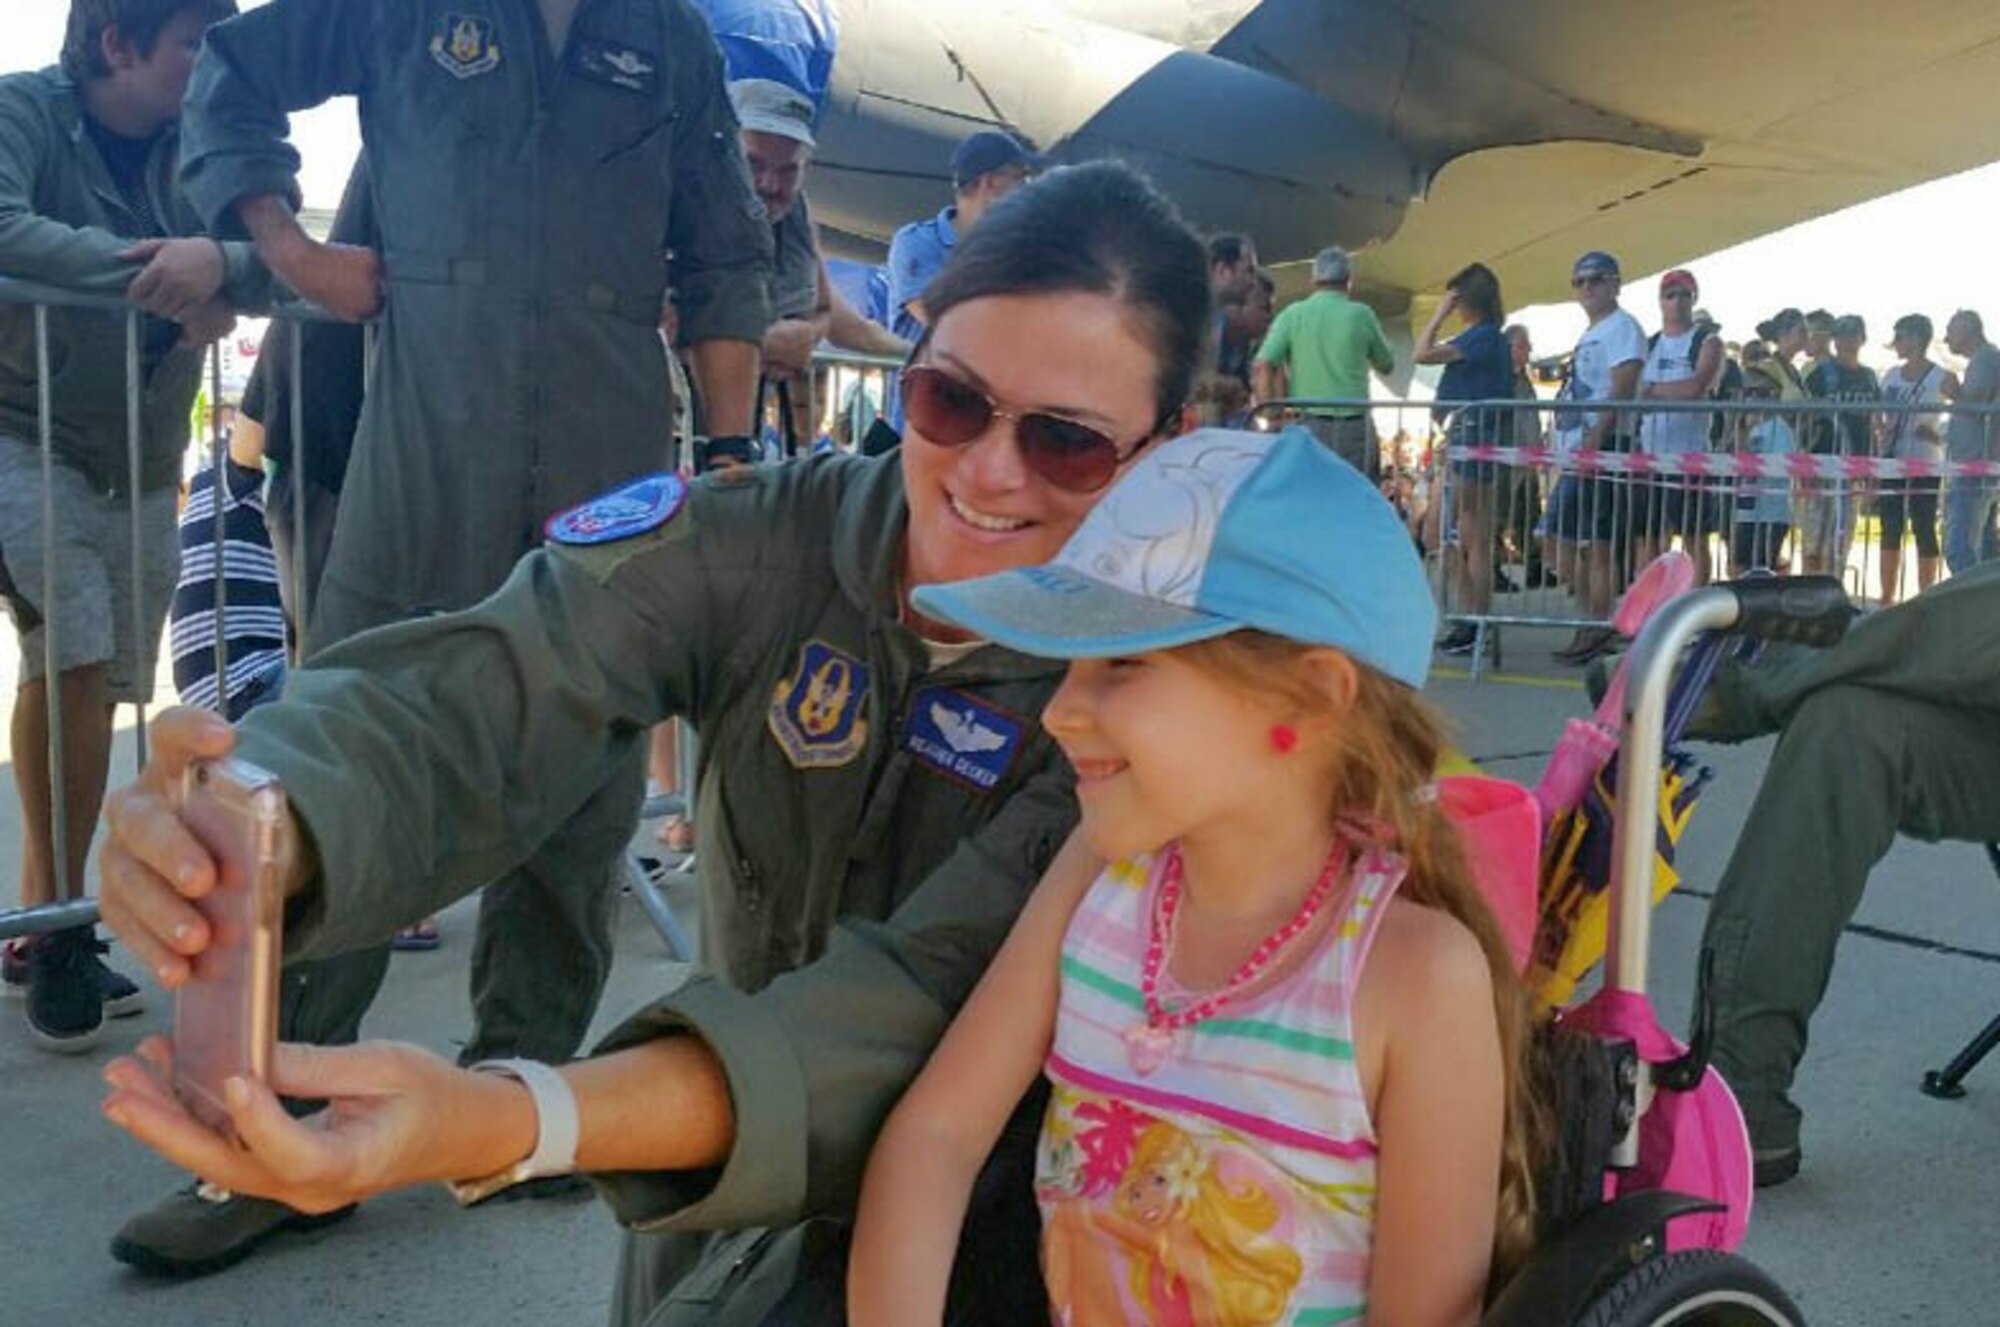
[546,473,688,546]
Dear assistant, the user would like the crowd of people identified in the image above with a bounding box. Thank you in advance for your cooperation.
[1189,225,2000,665]
[2,1,1997,1324]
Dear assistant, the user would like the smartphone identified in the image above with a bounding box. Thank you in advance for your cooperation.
[170,756,293,1136]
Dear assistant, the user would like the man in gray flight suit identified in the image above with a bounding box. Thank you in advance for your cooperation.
[1693,561,2000,1187]
[110,0,775,1274]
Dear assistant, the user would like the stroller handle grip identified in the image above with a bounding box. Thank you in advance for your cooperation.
[1727,575,1854,648]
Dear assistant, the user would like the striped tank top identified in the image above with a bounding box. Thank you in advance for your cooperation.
[1035,846,1408,1327]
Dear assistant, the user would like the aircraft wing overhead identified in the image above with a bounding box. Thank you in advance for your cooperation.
[1206,0,2000,306]
[792,0,2000,307]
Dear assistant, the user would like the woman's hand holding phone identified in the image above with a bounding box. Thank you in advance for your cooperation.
[101,708,310,989]
[102,1037,539,1214]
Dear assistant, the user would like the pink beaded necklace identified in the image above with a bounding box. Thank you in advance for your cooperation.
[1122,836,1352,1077]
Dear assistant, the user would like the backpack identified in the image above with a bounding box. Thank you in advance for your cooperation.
[1644,324,1725,448]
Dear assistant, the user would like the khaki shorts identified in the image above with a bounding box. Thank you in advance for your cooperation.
[0,438,178,703]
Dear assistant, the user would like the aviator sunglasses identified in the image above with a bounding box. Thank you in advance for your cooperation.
[900,363,1153,494]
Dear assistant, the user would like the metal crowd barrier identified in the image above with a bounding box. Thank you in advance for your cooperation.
[0,276,338,941]
[1256,394,2000,679]
[0,279,900,952]
[802,346,904,453]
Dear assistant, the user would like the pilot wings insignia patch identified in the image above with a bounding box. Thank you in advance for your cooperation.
[574,37,660,93]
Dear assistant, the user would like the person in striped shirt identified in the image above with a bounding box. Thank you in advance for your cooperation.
[850,429,1539,1327]
[169,416,285,721]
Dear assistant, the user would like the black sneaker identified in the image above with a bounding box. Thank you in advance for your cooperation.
[87,935,146,1018]
[26,926,105,1053]
[1752,1144,1802,1189]
[110,1182,359,1278]
[1436,624,1478,655]
[7,933,143,1016]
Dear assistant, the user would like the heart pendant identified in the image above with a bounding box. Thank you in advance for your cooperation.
[1123,1022,1176,1077]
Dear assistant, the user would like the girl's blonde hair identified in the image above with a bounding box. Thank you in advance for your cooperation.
[1181,631,1545,1284]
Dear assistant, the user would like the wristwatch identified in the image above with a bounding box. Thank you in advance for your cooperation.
[692,434,759,471]
[444,1059,580,1206]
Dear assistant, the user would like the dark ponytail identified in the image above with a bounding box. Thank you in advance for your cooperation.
[921,161,1211,427]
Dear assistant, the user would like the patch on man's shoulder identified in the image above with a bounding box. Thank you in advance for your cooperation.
[903,687,1026,793]
[547,472,687,546]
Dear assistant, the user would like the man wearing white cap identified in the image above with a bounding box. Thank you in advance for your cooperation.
[727,79,907,405]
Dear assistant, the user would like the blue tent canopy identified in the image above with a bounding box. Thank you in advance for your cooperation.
[689,0,839,109]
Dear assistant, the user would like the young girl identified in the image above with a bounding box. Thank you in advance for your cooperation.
[849,429,1539,1327]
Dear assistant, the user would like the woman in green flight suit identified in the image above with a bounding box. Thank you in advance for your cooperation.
[99,161,1217,1324]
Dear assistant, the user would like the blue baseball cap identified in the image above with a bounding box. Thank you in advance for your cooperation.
[951,131,1041,189]
[1572,250,1621,280]
[912,428,1437,688]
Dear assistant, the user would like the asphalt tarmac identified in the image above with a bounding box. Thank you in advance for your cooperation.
[3,621,1996,1325]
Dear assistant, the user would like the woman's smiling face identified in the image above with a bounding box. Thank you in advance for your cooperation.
[899,291,1163,599]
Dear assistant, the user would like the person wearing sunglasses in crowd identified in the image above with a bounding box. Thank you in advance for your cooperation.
[1545,250,1646,664]
[94,161,1210,1326]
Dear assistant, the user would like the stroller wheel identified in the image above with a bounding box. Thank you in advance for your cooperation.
[1575,1250,1804,1326]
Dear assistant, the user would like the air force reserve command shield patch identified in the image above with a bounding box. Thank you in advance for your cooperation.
[904,688,1024,792]
[769,641,872,769]
[546,473,687,545]
[430,14,502,79]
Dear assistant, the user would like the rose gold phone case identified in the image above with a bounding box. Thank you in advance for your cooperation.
[170,757,293,1136]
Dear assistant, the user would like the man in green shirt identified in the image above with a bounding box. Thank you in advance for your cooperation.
[1253,245,1394,478]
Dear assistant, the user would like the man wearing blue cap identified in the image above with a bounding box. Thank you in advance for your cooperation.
[1547,249,1645,663]
[885,130,1040,348]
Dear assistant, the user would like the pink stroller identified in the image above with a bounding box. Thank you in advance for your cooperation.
[1460,575,1851,1326]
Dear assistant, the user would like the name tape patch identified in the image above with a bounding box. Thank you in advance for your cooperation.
[904,687,1025,793]
[546,472,687,546]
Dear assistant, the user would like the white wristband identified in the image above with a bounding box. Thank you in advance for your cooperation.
[446,1058,580,1205]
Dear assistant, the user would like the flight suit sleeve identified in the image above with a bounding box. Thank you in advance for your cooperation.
[0,83,145,294]
[663,9,773,347]
[231,504,732,961]
[177,0,380,235]
[588,754,1078,1232]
